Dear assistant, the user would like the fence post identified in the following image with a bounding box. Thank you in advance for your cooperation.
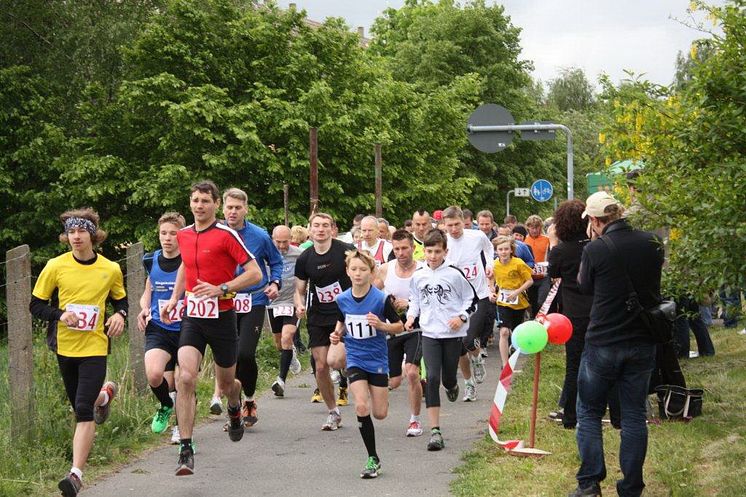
[7,245,33,442]
[126,242,147,393]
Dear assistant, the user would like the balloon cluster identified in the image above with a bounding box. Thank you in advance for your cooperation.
[511,313,573,354]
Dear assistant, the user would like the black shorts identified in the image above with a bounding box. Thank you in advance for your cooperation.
[179,311,238,368]
[144,321,180,371]
[462,297,491,353]
[57,355,107,422]
[497,306,526,331]
[387,331,422,377]
[346,367,389,388]
[268,307,300,334]
[306,313,337,348]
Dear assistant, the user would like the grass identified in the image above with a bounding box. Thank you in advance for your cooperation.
[0,323,309,497]
[450,323,746,497]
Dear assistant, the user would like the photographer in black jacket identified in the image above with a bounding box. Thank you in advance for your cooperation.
[568,192,664,497]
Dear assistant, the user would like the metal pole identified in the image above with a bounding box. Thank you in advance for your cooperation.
[309,128,318,217]
[283,183,289,226]
[506,190,514,217]
[468,123,574,200]
[374,144,382,218]
[529,352,542,448]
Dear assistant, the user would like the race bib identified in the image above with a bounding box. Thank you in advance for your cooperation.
[462,262,479,280]
[273,305,294,317]
[233,293,252,314]
[532,262,549,276]
[158,299,184,323]
[185,294,219,319]
[65,304,100,331]
[345,314,376,339]
[315,281,343,304]
[498,289,519,306]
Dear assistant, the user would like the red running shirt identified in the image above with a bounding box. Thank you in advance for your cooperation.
[178,221,254,311]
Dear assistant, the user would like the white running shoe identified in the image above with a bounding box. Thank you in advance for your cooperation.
[321,411,342,431]
[330,369,341,384]
[290,347,302,375]
[170,425,180,444]
[406,420,423,437]
[463,382,477,402]
[472,354,486,384]
[272,377,285,397]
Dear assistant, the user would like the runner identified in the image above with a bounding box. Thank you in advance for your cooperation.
[213,187,283,428]
[497,224,535,269]
[268,224,303,397]
[357,215,393,266]
[373,229,424,437]
[405,229,478,451]
[524,215,551,317]
[136,212,186,444]
[30,208,127,496]
[295,212,354,430]
[160,180,261,476]
[442,206,494,400]
[328,250,403,478]
[491,235,533,367]
[411,210,431,262]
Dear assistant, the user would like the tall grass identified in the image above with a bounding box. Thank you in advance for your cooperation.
[0,323,306,497]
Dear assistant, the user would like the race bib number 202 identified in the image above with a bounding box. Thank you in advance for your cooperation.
[186,295,219,319]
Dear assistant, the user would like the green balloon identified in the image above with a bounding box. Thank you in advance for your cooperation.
[513,321,549,354]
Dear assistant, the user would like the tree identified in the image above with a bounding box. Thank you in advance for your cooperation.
[547,67,596,112]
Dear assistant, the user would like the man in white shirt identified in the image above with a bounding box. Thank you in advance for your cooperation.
[357,215,393,266]
[442,206,495,401]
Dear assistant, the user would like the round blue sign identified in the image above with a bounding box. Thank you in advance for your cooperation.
[531,179,553,202]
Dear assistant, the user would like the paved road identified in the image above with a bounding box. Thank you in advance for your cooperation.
[81,348,503,497]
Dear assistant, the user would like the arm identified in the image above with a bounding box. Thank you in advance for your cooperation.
[192,259,262,298]
[577,248,594,295]
[105,296,128,337]
[373,262,387,290]
[263,236,284,300]
[481,232,495,279]
[367,295,405,335]
[161,263,185,324]
[294,278,308,318]
[137,278,152,332]
[405,276,420,330]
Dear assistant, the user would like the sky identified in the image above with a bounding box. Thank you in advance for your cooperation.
[276,0,721,88]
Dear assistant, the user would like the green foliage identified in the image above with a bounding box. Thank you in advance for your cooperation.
[546,67,596,112]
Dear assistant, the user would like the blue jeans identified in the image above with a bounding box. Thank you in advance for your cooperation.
[576,341,656,497]
[719,286,743,327]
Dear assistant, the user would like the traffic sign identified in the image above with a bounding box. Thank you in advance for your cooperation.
[530,179,553,202]
[466,104,514,153]
[519,121,556,141]
[514,188,530,197]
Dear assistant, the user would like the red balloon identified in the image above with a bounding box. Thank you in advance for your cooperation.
[545,313,573,345]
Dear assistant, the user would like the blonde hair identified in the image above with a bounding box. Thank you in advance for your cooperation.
[525,215,543,229]
[158,212,186,229]
[290,225,308,244]
[222,187,248,204]
[345,249,376,272]
[492,235,516,257]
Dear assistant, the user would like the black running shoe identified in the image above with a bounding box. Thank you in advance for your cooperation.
[227,405,244,442]
[175,448,194,476]
[58,473,82,496]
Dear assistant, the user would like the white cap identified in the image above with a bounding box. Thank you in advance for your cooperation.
[582,191,620,218]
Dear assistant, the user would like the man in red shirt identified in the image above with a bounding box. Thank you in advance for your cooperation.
[161,181,261,476]
[524,215,551,317]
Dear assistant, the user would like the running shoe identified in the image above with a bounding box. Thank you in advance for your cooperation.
[242,400,258,427]
[463,382,477,402]
[336,387,348,406]
[549,408,564,422]
[427,429,445,451]
[360,456,381,479]
[272,377,285,398]
[58,472,82,497]
[227,405,244,442]
[209,396,223,415]
[175,448,194,476]
[406,420,423,437]
[170,425,180,445]
[290,347,302,375]
[331,369,341,384]
[94,381,118,425]
[310,388,323,403]
[151,405,173,434]
[480,349,488,358]
[321,411,342,431]
[472,354,486,384]
[567,482,602,497]
[445,384,459,403]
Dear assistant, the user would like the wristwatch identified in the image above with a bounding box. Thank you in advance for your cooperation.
[271,280,281,290]
[459,313,468,323]
[220,284,230,297]
[117,309,128,319]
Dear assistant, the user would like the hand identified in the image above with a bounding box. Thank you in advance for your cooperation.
[485,266,494,279]
[137,308,150,332]
[193,279,221,298]
[393,298,409,313]
[330,329,341,345]
[366,312,381,328]
[161,299,177,324]
[404,317,415,331]
[264,282,279,300]
[296,304,306,319]
[507,291,519,302]
[59,311,79,328]
[488,291,497,303]
[105,312,125,337]
[447,316,463,331]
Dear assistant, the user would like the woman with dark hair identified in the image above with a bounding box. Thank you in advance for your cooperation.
[548,200,594,429]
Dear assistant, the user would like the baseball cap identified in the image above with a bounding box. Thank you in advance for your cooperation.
[582,191,620,218]
[433,210,443,221]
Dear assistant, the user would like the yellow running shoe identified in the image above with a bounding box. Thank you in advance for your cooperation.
[336,386,348,406]
[310,388,323,403]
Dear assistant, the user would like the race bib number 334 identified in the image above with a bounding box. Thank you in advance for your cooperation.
[65,304,100,331]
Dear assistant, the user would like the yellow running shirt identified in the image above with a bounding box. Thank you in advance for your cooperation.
[492,256,532,310]
[33,252,126,357]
